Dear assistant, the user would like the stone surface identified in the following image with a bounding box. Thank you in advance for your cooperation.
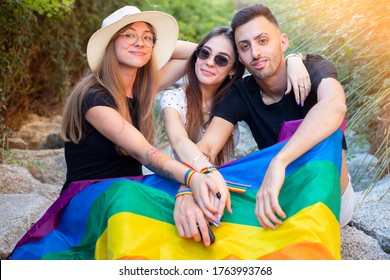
[351,175,390,253]
[0,194,52,260]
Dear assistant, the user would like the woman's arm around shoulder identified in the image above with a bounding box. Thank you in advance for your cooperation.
[158,40,197,91]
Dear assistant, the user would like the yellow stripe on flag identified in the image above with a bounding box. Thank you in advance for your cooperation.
[95,202,340,260]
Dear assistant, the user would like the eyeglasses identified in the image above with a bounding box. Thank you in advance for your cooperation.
[195,47,231,67]
[118,31,157,48]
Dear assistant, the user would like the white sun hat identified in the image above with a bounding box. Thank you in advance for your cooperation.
[87,6,178,71]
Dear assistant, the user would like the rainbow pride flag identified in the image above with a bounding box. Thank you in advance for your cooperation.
[9,130,343,260]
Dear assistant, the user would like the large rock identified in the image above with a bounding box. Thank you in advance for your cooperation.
[341,225,390,260]
[4,149,66,185]
[0,155,62,259]
[11,114,63,150]
[340,174,390,259]
[0,194,53,260]
[0,164,61,200]
[351,174,390,253]
[347,153,381,192]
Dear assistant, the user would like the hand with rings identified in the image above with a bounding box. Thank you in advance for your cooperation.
[285,55,311,107]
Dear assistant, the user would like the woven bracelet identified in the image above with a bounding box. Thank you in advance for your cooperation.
[175,189,193,199]
[184,169,196,187]
[199,166,217,174]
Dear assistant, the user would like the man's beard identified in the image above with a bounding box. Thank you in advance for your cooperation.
[250,66,274,80]
[247,58,274,80]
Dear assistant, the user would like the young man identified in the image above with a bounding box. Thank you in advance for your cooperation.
[197,3,355,229]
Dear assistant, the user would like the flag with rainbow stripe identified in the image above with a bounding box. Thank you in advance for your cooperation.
[9,130,342,260]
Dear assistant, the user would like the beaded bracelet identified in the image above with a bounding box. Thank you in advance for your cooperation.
[175,189,193,199]
[199,166,217,174]
[184,169,196,187]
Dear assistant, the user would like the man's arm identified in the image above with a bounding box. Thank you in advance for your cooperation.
[275,77,346,165]
[197,117,236,163]
[255,77,347,229]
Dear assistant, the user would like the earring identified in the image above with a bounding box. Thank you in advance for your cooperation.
[229,75,233,80]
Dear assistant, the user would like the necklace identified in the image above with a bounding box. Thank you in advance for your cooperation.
[202,98,212,115]
[202,104,211,115]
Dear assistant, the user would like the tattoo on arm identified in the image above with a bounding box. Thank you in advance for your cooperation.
[145,148,176,181]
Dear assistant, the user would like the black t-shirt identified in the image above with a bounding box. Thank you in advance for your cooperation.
[214,54,346,150]
[62,85,142,192]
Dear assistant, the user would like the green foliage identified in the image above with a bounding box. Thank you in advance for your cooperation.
[1,0,388,189]
[1,149,47,170]
[0,2,35,146]
[22,0,74,16]
[0,0,129,138]
[138,0,235,42]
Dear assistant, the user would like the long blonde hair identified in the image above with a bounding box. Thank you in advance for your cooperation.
[61,26,158,151]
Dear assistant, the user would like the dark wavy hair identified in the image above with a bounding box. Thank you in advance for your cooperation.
[184,26,245,165]
[231,3,280,33]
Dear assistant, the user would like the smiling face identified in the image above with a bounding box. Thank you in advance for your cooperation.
[114,21,155,70]
[235,16,288,81]
[194,35,236,90]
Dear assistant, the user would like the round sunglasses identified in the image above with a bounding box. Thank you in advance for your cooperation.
[195,47,232,67]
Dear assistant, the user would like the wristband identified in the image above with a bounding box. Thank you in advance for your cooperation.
[199,166,217,174]
[184,169,196,187]
[175,189,193,199]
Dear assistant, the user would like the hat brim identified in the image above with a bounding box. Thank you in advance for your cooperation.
[87,11,178,71]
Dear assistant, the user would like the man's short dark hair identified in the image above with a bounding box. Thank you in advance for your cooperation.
[231,4,280,33]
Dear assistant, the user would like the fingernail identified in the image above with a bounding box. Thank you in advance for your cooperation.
[296,100,300,106]
[301,101,304,107]
[211,221,220,227]
[217,213,221,221]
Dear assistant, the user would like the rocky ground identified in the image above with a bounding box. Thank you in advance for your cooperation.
[0,114,389,260]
